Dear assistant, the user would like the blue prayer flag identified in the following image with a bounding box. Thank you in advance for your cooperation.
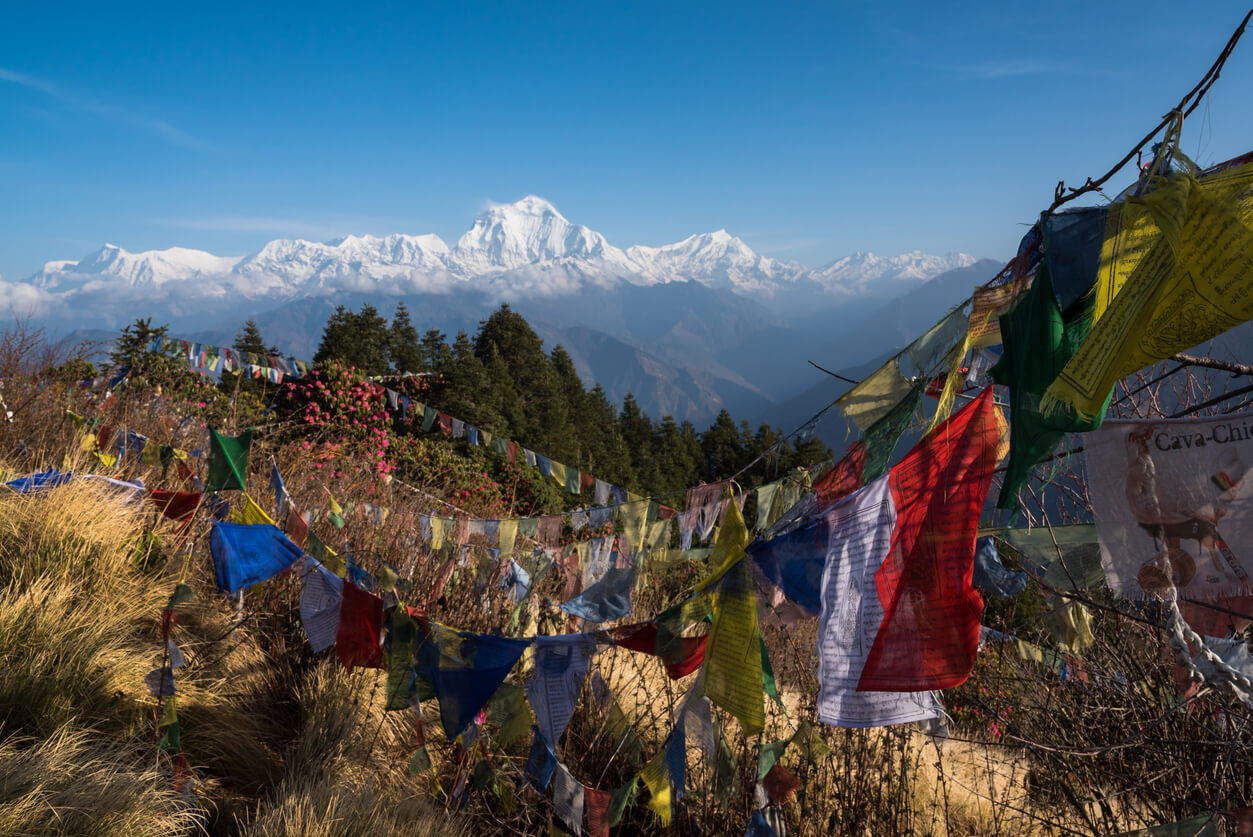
[5,470,73,494]
[560,566,635,623]
[415,628,529,739]
[209,522,304,592]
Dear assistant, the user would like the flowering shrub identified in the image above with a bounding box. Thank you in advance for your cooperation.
[387,437,511,517]
[275,361,394,477]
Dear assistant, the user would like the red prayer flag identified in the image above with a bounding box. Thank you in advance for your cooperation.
[584,786,611,837]
[814,440,865,507]
[763,764,803,804]
[147,489,202,522]
[437,413,452,438]
[612,622,708,679]
[336,581,384,670]
[285,510,309,549]
[857,387,999,692]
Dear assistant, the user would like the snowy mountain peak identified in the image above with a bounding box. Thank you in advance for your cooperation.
[455,195,624,272]
[8,197,987,320]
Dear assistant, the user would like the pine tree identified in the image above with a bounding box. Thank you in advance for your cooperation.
[108,318,183,383]
[389,302,424,374]
[420,329,451,372]
[313,304,391,375]
[700,409,744,481]
[234,319,278,356]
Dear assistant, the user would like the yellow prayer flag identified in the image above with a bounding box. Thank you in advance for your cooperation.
[549,461,566,487]
[619,499,649,551]
[430,517,445,551]
[834,359,915,433]
[141,441,162,467]
[498,519,518,557]
[1043,151,1253,422]
[639,746,672,825]
[231,493,276,526]
[79,432,97,453]
[702,556,764,736]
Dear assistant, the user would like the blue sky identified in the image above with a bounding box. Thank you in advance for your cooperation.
[2,1,1252,280]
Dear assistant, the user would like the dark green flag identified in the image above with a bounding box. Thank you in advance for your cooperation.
[990,266,1108,508]
[206,428,252,492]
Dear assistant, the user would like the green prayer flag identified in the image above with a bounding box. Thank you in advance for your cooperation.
[609,777,639,827]
[861,380,924,483]
[422,406,437,433]
[158,722,181,751]
[385,607,418,711]
[408,746,432,775]
[206,427,252,492]
[760,637,786,713]
[166,583,195,609]
[990,267,1106,508]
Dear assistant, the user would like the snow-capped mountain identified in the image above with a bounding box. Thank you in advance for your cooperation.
[809,251,978,296]
[9,196,978,320]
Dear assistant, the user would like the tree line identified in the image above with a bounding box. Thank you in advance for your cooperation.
[308,302,830,494]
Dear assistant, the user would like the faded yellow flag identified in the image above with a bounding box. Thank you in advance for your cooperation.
[1043,155,1253,421]
[702,553,764,736]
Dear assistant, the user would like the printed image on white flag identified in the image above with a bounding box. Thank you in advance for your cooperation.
[1086,417,1253,601]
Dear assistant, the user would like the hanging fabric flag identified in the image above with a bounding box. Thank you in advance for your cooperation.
[566,467,582,495]
[206,428,251,492]
[1042,601,1096,659]
[286,509,310,549]
[749,515,827,616]
[1112,815,1218,836]
[816,476,938,728]
[619,498,650,554]
[594,479,611,505]
[857,387,998,691]
[1086,416,1253,601]
[526,635,596,744]
[231,492,276,526]
[646,518,672,550]
[561,566,635,623]
[501,559,531,603]
[969,274,1033,348]
[385,605,419,710]
[336,580,384,670]
[754,483,782,532]
[746,809,778,837]
[904,302,971,380]
[612,621,708,679]
[270,465,290,519]
[1005,524,1105,592]
[538,515,563,547]
[5,469,73,493]
[451,418,465,439]
[584,785,611,837]
[298,559,343,653]
[835,360,916,433]
[498,519,518,557]
[990,264,1105,507]
[415,627,530,739]
[1044,151,1253,424]
[147,490,202,528]
[327,495,345,528]
[972,536,1028,599]
[208,522,303,593]
[525,727,557,791]
[437,413,452,437]
[552,764,585,835]
[639,743,672,826]
[421,406,437,432]
[818,388,997,726]
[549,460,567,488]
[703,555,765,735]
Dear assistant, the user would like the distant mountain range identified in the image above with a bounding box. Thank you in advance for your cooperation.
[2,196,998,431]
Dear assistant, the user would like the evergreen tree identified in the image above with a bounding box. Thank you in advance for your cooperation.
[233,319,278,356]
[389,302,424,374]
[314,304,391,375]
[420,328,451,372]
[618,394,658,492]
[700,409,744,481]
[108,318,183,383]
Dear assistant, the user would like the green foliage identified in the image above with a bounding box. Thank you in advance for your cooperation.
[234,318,278,356]
[107,318,185,385]
[43,356,98,385]
[314,304,392,376]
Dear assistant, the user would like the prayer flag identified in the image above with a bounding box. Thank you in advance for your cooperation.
[298,559,343,652]
[208,522,303,593]
[527,635,596,744]
[416,627,529,738]
[206,428,251,492]
[817,388,998,726]
[336,580,384,670]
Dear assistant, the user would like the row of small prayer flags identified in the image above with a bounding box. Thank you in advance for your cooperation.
[146,581,196,795]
